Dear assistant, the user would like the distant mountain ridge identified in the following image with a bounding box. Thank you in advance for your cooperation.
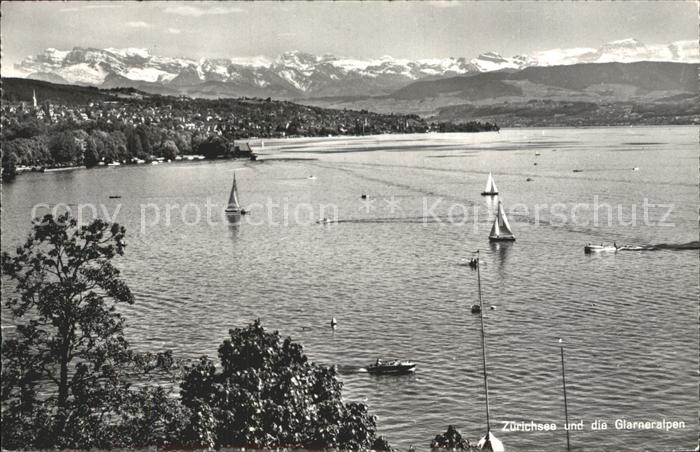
[12,38,698,99]
[300,61,699,123]
[391,61,698,100]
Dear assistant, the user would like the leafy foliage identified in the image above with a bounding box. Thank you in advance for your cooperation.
[1,214,181,449]
[1,215,389,449]
[431,425,477,450]
[179,320,388,449]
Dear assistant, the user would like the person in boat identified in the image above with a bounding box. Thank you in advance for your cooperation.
[376,358,382,366]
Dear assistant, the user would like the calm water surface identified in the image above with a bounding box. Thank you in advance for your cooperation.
[2,127,698,450]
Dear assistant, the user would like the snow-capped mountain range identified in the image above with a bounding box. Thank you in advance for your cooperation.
[12,39,698,98]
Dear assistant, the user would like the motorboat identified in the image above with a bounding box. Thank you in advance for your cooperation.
[316,218,333,224]
[584,243,617,253]
[366,359,416,375]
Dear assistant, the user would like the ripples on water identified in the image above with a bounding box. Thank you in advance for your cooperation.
[2,127,698,450]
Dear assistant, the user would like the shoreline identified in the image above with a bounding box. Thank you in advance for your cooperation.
[4,124,695,179]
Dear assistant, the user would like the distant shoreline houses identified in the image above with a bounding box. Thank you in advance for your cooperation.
[1,83,499,178]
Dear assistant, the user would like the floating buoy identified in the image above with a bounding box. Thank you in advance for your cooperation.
[533,162,538,166]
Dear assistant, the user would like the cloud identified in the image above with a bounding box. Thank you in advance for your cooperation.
[126,21,150,28]
[61,4,121,12]
[429,1,464,8]
[168,28,182,34]
[164,5,242,17]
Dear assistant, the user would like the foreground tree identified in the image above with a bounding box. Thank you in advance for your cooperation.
[2,214,390,449]
[179,320,389,449]
[1,214,181,448]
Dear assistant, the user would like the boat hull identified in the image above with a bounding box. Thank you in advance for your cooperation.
[366,360,416,375]
[367,365,416,375]
[489,236,515,242]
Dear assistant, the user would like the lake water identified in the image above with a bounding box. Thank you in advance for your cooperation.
[2,127,698,450]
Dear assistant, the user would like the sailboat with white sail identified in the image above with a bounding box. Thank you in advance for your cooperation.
[489,201,515,242]
[472,252,505,452]
[481,173,499,196]
[225,173,247,215]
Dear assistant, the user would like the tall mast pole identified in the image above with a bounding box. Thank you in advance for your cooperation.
[476,250,491,434]
[560,339,571,452]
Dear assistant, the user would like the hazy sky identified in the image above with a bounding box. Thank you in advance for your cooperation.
[1,1,697,68]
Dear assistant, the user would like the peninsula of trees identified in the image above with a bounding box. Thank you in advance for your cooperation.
[1,78,499,177]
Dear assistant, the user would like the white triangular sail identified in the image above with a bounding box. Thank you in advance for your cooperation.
[483,173,498,194]
[498,202,513,236]
[489,214,500,237]
[226,174,240,212]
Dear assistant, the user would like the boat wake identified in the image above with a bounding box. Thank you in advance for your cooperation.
[649,241,699,251]
[615,241,699,251]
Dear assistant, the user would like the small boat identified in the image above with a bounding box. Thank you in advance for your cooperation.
[366,359,416,375]
[526,177,534,182]
[307,175,316,180]
[584,243,617,253]
[108,195,122,199]
[330,317,338,327]
[481,172,499,196]
[573,169,583,173]
[533,162,538,166]
[471,304,481,314]
[225,173,247,215]
[489,201,515,242]
[534,152,541,156]
[361,194,367,199]
[632,167,640,171]
[316,218,333,224]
